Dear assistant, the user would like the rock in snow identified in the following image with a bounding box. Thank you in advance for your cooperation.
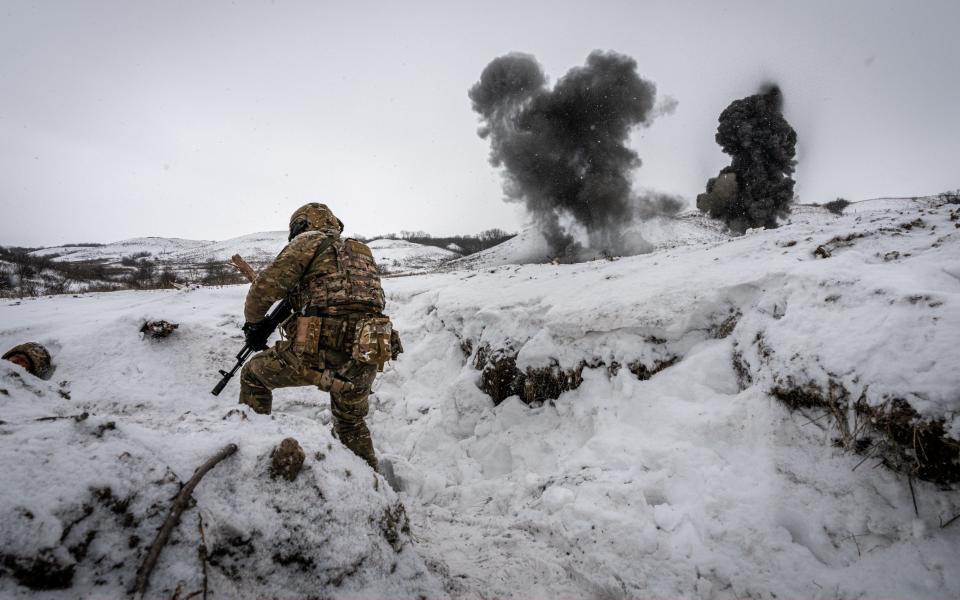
[1,196,959,598]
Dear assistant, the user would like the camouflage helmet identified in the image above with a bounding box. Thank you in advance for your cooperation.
[288,203,344,241]
[2,342,53,378]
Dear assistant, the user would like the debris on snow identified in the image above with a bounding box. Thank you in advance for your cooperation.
[270,437,306,481]
[139,320,179,339]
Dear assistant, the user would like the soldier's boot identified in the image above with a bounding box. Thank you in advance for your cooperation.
[334,419,378,471]
[238,381,273,415]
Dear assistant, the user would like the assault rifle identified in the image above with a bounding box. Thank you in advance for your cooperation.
[211,297,291,395]
[210,255,290,396]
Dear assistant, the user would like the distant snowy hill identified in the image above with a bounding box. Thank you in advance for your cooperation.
[367,238,459,274]
[450,210,730,269]
[30,237,212,262]
[3,196,959,598]
[29,233,459,276]
[168,231,288,263]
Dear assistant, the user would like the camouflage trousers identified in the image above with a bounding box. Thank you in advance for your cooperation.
[239,340,379,470]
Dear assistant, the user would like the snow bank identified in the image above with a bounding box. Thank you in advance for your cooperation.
[0,290,443,598]
[369,196,960,597]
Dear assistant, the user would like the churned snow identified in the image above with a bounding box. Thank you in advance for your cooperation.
[2,196,959,598]
[371,197,960,598]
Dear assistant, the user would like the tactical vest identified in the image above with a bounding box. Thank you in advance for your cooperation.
[292,238,385,314]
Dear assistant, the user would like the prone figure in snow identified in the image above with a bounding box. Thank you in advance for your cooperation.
[238,202,401,471]
[2,342,53,379]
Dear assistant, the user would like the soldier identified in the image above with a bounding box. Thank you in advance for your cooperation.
[2,342,53,378]
[239,203,396,471]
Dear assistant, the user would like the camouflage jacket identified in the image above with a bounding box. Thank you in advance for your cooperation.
[244,229,385,322]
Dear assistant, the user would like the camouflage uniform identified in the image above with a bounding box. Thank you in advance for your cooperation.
[239,203,388,470]
[2,342,53,378]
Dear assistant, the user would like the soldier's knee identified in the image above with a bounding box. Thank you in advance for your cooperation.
[241,351,280,390]
[239,393,272,415]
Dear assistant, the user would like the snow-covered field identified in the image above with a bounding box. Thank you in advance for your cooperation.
[368,239,459,275]
[28,234,457,276]
[30,237,213,262]
[449,211,729,269]
[2,197,959,598]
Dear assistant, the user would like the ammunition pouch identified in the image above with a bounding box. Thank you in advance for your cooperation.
[293,316,322,355]
[293,311,351,356]
[351,316,394,368]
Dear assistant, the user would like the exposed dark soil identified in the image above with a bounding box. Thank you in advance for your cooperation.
[473,343,679,405]
[771,376,959,484]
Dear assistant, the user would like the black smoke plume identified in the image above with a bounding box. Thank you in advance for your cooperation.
[469,51,675,258]
[697,84,797,233]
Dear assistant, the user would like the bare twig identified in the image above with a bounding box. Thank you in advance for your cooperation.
[851,445,878,472]
[907,476,919,517]
[133,443,238,600]
[34,412,89,422]
[800,411,831,427]
[940,513,960,529]
[839,533,862,558]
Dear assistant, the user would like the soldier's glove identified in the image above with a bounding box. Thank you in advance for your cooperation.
[243,320,272,351]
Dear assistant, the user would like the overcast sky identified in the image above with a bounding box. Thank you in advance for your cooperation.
[1,0,957,247]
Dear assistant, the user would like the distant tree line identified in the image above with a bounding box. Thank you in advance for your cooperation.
[355,228,516,255]
[0,247,194,297]
[1,226,517,297]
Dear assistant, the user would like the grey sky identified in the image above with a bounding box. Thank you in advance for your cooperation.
[1,0,957,247]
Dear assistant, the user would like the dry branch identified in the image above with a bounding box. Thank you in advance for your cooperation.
[229,255,258,283]
[133,443,238,600]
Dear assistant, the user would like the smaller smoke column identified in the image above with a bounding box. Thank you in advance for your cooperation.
[697,84,797,233]
[469,51,672,258]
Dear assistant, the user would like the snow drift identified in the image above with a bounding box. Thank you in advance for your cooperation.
[0,291,443,598]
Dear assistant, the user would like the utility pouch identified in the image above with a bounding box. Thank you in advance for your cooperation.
[390,329,404,360]
[351,316,393,366]
[293,316,323,355]
[320,317,348,350]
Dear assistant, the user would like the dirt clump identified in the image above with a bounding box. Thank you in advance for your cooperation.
[270,438,306,481]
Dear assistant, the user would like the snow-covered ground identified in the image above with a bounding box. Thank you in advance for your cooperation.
[2,196,959,598]
[0,289,443,599]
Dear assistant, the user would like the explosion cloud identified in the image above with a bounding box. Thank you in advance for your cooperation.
[697,84,798,233]
[469,51,676,258]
